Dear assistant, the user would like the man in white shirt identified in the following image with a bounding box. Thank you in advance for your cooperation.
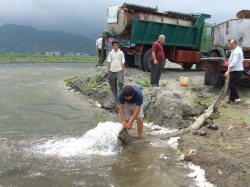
[107,41,125,104]
[96,35,106,66]
[224,39,244,103]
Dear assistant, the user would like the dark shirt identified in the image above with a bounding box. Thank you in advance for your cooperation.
[152,41,165,63]
[119,86,143,106]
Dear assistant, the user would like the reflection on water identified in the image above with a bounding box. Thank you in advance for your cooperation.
[0,63,198,187]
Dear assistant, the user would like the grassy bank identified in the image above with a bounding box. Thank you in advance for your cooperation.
[0,53,98,63]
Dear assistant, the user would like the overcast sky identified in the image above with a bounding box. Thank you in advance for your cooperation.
[0,0,249,40]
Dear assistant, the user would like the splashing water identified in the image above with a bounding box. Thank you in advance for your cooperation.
[32,122,123,157]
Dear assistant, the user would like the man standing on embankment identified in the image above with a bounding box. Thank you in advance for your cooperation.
[107,41,125,104]
[224,39,244,103]
[151,34,166,87]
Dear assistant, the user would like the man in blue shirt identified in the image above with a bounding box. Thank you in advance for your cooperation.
[118,85,144,139]
[224,39,244,103]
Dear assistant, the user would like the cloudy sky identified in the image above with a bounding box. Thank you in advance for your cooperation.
[0,0,248,39]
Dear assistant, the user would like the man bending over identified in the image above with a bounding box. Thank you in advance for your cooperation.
[118,85,144,139]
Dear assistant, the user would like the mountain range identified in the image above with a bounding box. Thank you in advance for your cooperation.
[0,24,95,54]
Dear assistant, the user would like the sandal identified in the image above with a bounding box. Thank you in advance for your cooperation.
[193,130,206,136]
[206,124,218,130]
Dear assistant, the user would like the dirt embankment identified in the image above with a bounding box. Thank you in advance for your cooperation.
[69,66,204,129]
[67,65,250,187]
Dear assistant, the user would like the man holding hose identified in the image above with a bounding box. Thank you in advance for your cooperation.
[118,85,144,139]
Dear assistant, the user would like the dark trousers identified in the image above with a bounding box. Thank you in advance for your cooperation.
[229,71,242,101]
[98,49,106,65]
[151,63,163,86]
[108,70,124,103]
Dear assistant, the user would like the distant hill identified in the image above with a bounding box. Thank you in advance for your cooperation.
[0,24,95,54]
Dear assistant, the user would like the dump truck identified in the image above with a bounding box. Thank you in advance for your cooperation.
[201,10,250,87]
[101,3,221,72]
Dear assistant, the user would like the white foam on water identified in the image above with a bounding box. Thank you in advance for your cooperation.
[32,121,123,157]
[144,123,180,148]
[186,162,216,187]
[167,137,180,149]
[144,123,178,135]
[159,153,169,160]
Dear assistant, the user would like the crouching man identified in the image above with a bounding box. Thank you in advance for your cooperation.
[118,85,144,139]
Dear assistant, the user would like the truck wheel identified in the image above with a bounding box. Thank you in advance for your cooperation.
[143,49,166,72]
[141,50,147,71]
[143,49,152,72]
[181,63,193,70]
[124,53,135,67]
[208,51,219,57]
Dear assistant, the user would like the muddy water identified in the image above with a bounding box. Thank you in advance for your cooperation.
[0,63,199,187]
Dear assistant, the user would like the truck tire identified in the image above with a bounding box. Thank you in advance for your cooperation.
[181,63,193,70]
[208,51,219,57]
[140,50,147,71]
[124,53,135,67]
[142,49,166,72]
[143,49,152,72]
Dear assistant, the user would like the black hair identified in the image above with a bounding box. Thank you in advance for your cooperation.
[112,40,119,46]
[123,85,134,97]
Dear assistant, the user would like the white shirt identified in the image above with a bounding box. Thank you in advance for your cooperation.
[229,46,244,71]
[107,49,125,72]
[96,37,102,49]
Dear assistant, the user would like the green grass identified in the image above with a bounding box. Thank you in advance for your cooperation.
[64,73,81,86]
[0,53,98,63]
[85,79,97,92]
[144,115,153,123]
[217,105,250,122]
[95,70,107,80]
[135,78,151,88]
[195,96,214,107]
[201,145,210,152]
